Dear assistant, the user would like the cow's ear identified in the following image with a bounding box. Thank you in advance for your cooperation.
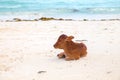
[65,36,74,41]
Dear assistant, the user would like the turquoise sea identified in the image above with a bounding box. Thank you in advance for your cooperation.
[0,0,120,20]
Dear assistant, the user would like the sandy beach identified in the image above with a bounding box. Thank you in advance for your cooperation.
[0,21,120,80]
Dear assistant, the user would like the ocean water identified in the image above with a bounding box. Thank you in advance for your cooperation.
[0,0,120,20]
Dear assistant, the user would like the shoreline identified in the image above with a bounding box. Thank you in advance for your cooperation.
[0,12,120,22]
[0,17,120,22]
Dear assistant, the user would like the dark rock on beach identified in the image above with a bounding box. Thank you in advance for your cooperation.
[38,71,47,74]
[13,18,22,22]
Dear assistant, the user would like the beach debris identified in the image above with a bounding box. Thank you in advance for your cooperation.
[75,40,88,42]
[40,17,55,21]
[13,18,22,22]
[101,19,106,21]
[39,17,74,21]
[34,19,39,21]
[65,19,73,21]
[83,19,88,21]
[1,17,120,22]
[104,28,108,30]
[107,71,112,74]
[58,18,64,20]
[38,71,47,74]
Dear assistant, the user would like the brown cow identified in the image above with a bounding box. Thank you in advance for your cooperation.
[54,34,87,61]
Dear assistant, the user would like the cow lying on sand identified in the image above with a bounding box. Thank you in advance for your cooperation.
[54,34,87,61]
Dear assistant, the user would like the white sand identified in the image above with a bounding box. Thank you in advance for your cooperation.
[0,21,120,80]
